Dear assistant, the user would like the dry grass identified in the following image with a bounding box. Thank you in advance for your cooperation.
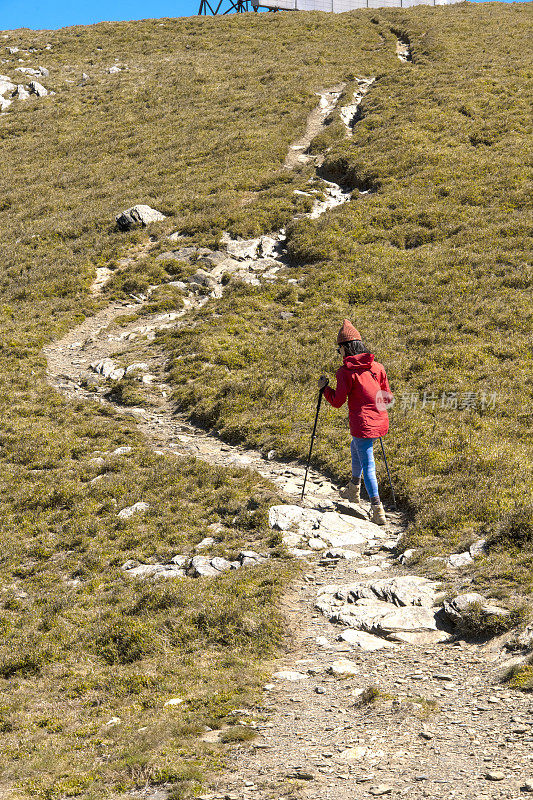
[0,5,531,796]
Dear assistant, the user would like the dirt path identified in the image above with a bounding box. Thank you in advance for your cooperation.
[42,77,533,800]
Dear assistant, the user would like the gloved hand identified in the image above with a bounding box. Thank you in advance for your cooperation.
[317,376,329,390]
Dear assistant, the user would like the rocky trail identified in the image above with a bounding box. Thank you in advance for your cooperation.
[42,61,533,800]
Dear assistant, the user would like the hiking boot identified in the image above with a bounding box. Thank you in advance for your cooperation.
[371,502,386,526]
[339,479,361,505]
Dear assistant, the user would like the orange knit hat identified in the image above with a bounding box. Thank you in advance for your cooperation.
[337,319,362,344]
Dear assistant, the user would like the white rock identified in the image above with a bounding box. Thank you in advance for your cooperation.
[268,505,319,532]
[0,96,11,111]
[29,80,47,97]
[107,65,121,73]
[105,717,121,726]
[333,576,442,608]
[164,698,184,707]
[357,566,383,576]
[443,592,509,625]
[318,513,378,547]
[0,78,15,95]
[469,539,487,557]
[189,555,220,577]
[398,548,416,564]
[327,658,359,676]
[91,358,122,379]
[117,501,149,519]
[195,536,216,550]
[308,537,327,551]
[338,629,397,651]
[282,532,302,548]
[125,362,149,374]
[112,446,132,456]
[115,204,166,231]
[273,670,308,681]
[210,557,233,573]
[125,564,184,579]
[316,586,448,644]
[447,551,473,568]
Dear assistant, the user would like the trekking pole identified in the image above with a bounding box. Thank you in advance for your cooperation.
[301,384,326,502]
[379,436,397,510]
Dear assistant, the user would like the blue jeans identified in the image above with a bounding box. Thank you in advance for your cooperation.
[351,437,379,502]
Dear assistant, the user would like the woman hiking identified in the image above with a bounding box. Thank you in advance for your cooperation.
[318,319,393,526]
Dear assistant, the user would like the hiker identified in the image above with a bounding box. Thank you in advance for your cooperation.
[318,319,393,526]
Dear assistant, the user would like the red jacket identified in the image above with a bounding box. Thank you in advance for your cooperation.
[323,353,392,438]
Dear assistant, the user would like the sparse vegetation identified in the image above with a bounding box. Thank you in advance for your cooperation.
[505,658,533,692]
[0,3,531,797]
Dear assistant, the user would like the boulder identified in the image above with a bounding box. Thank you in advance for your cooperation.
[0,78,15,95]
[125,564,185,580]
[238,550,268,566]
[317,513,381,547]
[115,204,166,231]
[323,576,442,609]
[268,504,320,532]
[117,501,149,519]
[316,585,448,644]
[29,80,48,97]
[308,537,328,551]
[358,576,443,608]
[443,592,510,626]
[210,557,233,572]
[90,359,124,381]
[107,65,121,74]
[469,538,487,557]
[15,67,40,76]
[13,84,30,100]
[195,536,216,551]
[327,658,359,676]
[189,556,220,577]
[0,97,11,111]
[447,551,473,568]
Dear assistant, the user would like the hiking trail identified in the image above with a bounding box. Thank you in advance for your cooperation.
[43,64,533,800]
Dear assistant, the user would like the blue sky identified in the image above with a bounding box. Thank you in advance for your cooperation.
[0,0,520,32]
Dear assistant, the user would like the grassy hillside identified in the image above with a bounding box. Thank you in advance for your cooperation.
[164,3,533,596]
[0,3,531,797]
[0,12,401,800]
